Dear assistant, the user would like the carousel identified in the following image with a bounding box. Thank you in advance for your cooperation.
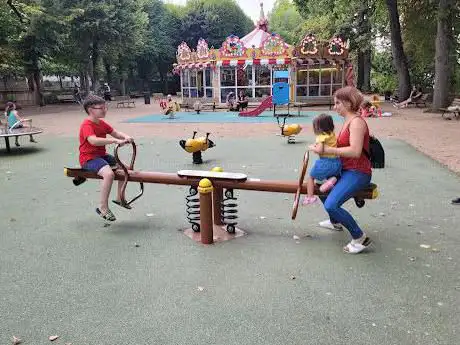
[173,3,353,106]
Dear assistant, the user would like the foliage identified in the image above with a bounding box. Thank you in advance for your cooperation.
[268,0,304,45]
[180,0,254,49]
[370,50,397,92]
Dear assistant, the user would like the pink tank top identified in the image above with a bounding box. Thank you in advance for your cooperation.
[337,117,372,176]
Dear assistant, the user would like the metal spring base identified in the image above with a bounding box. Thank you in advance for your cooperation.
[287,136,296,144]
[186,186,200,232]
[221,189,238,233]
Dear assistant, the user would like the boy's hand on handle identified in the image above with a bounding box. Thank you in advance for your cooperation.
[124,136,134,143]
[115,139,127,147]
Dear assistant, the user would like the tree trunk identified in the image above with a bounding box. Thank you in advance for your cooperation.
[79,72,84,89]
[27,74,35,92]
[357,51,364,90]
[120,78,126,96]
[433,0,455,109]
[33,69,44,106]
[362,49,371,92]
[59,75,63,90]
[104,60,112,85]
[91,42,100,92]
[385,0,411,100]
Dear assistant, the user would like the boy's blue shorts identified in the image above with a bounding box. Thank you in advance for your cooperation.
[82,154,117,173]
[310,157,342,181]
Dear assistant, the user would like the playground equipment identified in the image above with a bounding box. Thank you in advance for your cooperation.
[174,3,351,108]
[65,142,378,245]
[272,79,302,143]
[0,119,43,153]
[179,131,216,164]
[238,96,273,117]
[280,124,302,143]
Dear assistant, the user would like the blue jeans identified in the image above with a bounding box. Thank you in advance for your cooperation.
[310,157,342,181]
[320,170,371,239]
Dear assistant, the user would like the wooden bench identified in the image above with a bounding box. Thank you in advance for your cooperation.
[412,93,429,108]
[179,98,192,111]
[0,126,43,152]
[116,96,135,108]
[180,99,216,112]
[440,98,460,120]
[202,101,216,112]
[152,93,164,103]
[56,94,75,103]
[291,97,333,115]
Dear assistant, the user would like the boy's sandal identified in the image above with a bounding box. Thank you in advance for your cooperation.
[343,237,372,254]
[96,208,116,222]
[73,176,87,186]
[112,200,132,210]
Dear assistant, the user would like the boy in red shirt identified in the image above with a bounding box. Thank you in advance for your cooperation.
[79,95,133,222]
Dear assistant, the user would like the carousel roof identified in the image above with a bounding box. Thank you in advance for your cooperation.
[241,28,271,49]
[240,2,290,50]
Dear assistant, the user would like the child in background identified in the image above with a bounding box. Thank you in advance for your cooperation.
[4,102,37,146]
[302,114,342,205]
[360,101,374,118]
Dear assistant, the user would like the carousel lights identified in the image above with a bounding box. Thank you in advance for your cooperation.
[300,34,318,55]
[328,37,346,56]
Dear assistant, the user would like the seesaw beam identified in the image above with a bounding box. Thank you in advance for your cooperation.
[64,168,377,199]
[65,167,378,245]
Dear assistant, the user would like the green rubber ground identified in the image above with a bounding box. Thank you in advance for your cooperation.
[0,135,459,345]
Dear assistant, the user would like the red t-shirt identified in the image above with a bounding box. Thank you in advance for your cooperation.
[337,117,372,176]
[79,118,114,166]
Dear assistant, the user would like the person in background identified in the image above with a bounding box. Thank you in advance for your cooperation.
[4,102,37,146]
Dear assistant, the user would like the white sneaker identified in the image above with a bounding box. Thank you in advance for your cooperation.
[318,219,344,231]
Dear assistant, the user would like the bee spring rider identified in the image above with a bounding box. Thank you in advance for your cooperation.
[280,122,302,144]
[179,131,216,164]
[272,78,302,143]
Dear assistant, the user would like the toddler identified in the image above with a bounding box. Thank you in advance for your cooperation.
[302,113,342,205]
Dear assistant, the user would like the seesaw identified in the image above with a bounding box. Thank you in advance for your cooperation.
[65,142,378,244]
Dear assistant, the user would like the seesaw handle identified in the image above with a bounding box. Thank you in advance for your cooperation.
[114,141,144,207]
[291,151,309,220]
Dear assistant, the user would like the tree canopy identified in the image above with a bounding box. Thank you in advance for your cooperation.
[1,0,459,108]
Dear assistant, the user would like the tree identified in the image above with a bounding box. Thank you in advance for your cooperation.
[400,0,438,89]
[268,0,304,45]
[137,1,183,93]
[432,0,456,108]
[293,0,379,91]
[385,0,411,100]
[62,0,148,92]
[0,2,23,77]
[180,0,254,49]
[7,0,65,106]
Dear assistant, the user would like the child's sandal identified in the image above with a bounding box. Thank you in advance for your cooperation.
[96,208,116,222]
[302,195,318,205]
[112,200,132,210]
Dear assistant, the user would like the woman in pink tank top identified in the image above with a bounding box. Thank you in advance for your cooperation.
[309,86,372,254]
